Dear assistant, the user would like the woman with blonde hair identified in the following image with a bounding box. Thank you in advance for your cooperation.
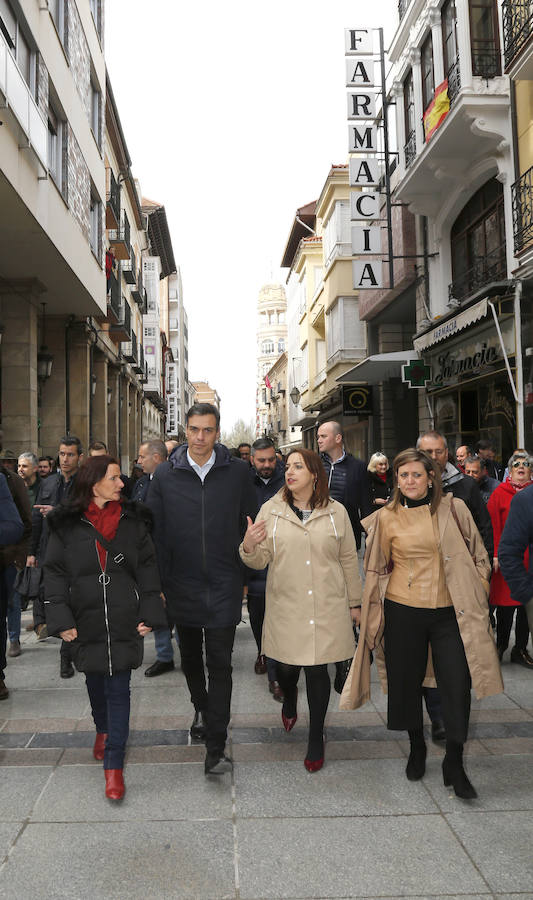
[367,452,393,509]
[341,447,503,799]
[241,448,361,772]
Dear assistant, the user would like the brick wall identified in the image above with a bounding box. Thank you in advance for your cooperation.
[67,125,90,241]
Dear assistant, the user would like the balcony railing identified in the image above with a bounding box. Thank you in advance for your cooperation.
[106,169,120,229]
[448,244,507,302]
[131,266,145,310]
[108,211,131,260]
[398,0,410,19]
[111,298,132,343]
[107,270,121,323]
[404,129,416,169]
[447,58,461,106]
[121,329,137,364]
[512,165,533,253]
[0,27,48,169]
[122,247,137,285]
[503,0,533,68]
[471,47,502,78]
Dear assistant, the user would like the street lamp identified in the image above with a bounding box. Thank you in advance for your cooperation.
[289,386,301,405]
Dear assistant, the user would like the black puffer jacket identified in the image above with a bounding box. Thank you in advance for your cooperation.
[43,501,166,675]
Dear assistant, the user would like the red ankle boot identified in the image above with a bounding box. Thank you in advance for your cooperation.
[104,769,125,801]
[93,732,107,761]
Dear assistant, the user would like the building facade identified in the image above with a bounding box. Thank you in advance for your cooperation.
[255,284,287,438]
[192,380,221,409]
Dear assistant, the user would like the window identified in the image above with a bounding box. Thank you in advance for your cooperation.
[91,76,101,146]
[421,33,434,111]
[89,0,101,36]
[323,201,351,264]
[262,388,267,405]
[326,298,365,361]
[278,338,285,353]
[89,192,101,258]
[442,0,458,75]
[47,95,66,195]
[278,310,286,324]
[450,177,506,299]
[261,340,275,355]
[144,326,156,339]
[49,0,65,46]
[403,68,416,166]
[0,0,35,93]
[469,0,501,76]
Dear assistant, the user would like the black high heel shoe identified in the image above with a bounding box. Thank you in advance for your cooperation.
[442,741,477,799]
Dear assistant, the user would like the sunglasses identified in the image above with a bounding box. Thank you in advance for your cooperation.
[511,460,531,468]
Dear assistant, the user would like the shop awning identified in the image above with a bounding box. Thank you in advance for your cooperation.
[336,352,421,384]
[413,298,488,352]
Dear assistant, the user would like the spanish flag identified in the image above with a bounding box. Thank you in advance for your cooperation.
[423,79,450,142]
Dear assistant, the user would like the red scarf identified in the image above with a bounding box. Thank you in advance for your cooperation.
[85,500,122,570]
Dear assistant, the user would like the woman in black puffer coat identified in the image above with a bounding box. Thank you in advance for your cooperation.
[367,452,393,509]
[44,455,166,801]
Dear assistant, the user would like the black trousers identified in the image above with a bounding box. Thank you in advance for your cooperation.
[176,624,236,756]
[384,599,471,744]
[495,604,530,652]
[247,592,277,682]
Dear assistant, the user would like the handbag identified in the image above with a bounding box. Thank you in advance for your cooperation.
[334,626,359,694]
[13,565,42,610]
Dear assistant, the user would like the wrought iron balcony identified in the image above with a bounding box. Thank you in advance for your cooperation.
[106,169,120,229]
[447,59,461,106]
[131,266,146,311]
[512,165,533,253]
[111,298,132,343]
[404,130,416,169]
[107,270,121,324]
[471,47,502,78]
[448,244,507,302]
[503,0,533,68]
[122,247,137,285]
[108,211,131,261]
[121,329,137,364]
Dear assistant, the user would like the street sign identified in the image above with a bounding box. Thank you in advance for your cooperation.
[402,360,432,388]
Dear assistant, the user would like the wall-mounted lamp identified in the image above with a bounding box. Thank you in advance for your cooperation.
[289,386,301,405]
[107,386,112,405]
[91,374,97,396]
[37,302,54,384]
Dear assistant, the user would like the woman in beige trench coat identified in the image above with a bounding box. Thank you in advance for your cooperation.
[340,448,503,800]
[241,448,362,772]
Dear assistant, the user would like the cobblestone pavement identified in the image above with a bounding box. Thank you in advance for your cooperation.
[1,609,533,899]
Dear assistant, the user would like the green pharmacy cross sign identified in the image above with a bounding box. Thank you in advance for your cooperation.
[402,360,431,389]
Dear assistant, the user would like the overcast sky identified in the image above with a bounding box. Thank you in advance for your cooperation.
[105,0,397,430]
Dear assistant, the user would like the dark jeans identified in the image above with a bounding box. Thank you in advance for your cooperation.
[0,565,17,679]
[384,599,471,745]
[85,670,131,769]
[495,604,530,652]
[176,624,236,756]
[247,593,277,682]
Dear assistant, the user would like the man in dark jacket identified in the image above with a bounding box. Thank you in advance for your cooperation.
[417,430,494,741]
[317,421,371,549]
[475,438,504,482]
[245,438,285,701]
[498,484,533,634]
[464,456,499,504]
[0,465,32,699]
[28,435,81,676]
[147,403,257,775]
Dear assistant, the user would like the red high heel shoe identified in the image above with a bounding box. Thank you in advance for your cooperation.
[104,769,125,801]
[281,688,298,732]
[304,734,326,772]
[93,732,107,761]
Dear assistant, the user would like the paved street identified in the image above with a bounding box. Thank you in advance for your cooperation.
[1,609,533,900]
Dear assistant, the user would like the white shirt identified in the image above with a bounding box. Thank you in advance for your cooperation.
[187,449,216,483]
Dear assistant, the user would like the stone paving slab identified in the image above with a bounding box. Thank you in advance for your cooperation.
[424,754,533,812]
[236,815,488,898]
[0,749,63,766]
[234,758,439,818]
[0,821,236,900]
[446,810,533,894]
[0,767,53,821]
[30,763,232,823]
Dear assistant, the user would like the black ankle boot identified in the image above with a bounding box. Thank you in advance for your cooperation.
[442,741,477,799]
[406,729,426,781]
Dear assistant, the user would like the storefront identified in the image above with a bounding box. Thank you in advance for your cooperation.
[414,295,522,463]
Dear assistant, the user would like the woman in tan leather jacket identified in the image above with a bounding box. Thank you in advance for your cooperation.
[341,447,502,800]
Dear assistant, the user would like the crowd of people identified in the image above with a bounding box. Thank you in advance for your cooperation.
[1,413,533,804]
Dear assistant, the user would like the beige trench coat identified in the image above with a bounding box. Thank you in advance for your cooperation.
[340,493,504,710]
[239,492,362,666]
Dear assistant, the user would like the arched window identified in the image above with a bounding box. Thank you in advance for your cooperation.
[450,177,506,301]
[278,338,285,353]
[261,340,274,355]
